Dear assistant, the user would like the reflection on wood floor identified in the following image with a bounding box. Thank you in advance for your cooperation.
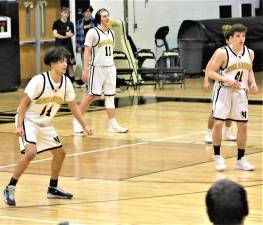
[0,75,262,224]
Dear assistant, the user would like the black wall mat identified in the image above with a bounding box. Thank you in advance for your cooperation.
[0,1,20,92]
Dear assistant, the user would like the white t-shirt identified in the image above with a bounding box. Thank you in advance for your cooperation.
[22,71,75,126]
[84,27,115,66]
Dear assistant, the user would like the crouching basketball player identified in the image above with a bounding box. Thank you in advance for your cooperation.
[3,48,93,206]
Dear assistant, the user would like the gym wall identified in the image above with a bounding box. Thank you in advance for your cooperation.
[91,0,259,58]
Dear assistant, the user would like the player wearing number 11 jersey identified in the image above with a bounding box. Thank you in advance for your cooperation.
[207,23,258,172]
[73,8,128,133]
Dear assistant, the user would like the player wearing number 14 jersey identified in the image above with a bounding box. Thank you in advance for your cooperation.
[3,48,93,206]
[207,23,258,172]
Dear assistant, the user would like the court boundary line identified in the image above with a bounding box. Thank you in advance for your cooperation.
[0,215,84,225]
[0,151,261,182]
[121,151,263,180]
[0,130,206,169]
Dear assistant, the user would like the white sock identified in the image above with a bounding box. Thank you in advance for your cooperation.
[110,118,117,125]
[207,128,212,134]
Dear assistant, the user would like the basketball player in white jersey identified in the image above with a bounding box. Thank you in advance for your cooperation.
[207,24,258,171]
[204,33,236,144]
[3,48,93,206]
[73,8,128,133]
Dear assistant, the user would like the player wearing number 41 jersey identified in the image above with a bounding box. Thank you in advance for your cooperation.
[73,8,128,133]
[3,48,93,207]
[212,43,251,121]
[207,23,258,172]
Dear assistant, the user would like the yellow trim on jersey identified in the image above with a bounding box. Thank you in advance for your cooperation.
[225,62,251,73]
[84,24,91,29]
[98,39,113,48]
[35,96,63,105]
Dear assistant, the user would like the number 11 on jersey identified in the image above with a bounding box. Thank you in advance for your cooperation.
[105,46,111,56]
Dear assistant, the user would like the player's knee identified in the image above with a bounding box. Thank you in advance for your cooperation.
[87,94,96,102]
[213,120,224,130]
[61,149,66,158]
[25,149,37,161]
[105,96,115,108]
[238,122,247,133]
[56,149,66,159]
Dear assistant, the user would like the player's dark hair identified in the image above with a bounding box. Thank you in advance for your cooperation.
[94,8,109,25]
[228,23,247,37]
[206,179,249,225]
[44,47,70,66]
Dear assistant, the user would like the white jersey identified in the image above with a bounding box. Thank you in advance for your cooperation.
[84,27,115,66]
[221,45,251,89]
[22,72,75,126]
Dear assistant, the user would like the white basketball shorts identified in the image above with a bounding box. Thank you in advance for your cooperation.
[87,65,116,96]
[16,117,62,154]
[212,86,248,122]
[211,82,220,108]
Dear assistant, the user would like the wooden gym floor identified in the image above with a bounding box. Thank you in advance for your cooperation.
[0,74,262,225]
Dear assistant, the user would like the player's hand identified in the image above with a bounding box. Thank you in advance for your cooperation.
[250,83,258,94]
[16,126,24,137]
[231,81,241,89]
[204,80,210,91]
[77,47,82,53]
[84,126,93,136]
[82,69,90,83]
[224,78,240,89]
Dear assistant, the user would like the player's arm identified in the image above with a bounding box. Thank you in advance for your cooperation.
[204,62,211,91]
[207,49,240,88]
[204,57,214,91]
[16,94,31,137]
[248,70,258,94]
[204,50,219,91]
[82,46,92,82]
[248,50,258,94]
[82,29,96,82]
[67,101,93,135]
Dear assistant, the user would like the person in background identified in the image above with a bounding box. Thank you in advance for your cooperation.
[52,7,75,83]
[204,32,236,144]
[74,6,95,88]
[76,6,94,56]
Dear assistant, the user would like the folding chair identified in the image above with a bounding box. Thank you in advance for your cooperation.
[127,35,160,88]
[155,26,185,88]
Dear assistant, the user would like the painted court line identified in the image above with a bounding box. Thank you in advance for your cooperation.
[0,123,261,170]
[0,131,202,169]
[0,215,84,225]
